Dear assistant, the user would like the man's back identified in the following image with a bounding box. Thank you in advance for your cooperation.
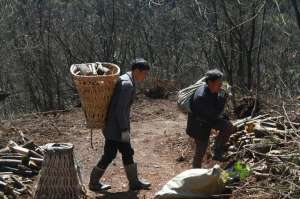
[186,84,226,138]
[103,72,136,141]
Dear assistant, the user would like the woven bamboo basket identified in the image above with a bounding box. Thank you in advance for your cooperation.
[70,63,120,129]
[33,143,85,199]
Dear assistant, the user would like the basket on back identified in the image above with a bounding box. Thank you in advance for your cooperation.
[70,62,120,129]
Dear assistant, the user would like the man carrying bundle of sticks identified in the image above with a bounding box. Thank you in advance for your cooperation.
[89,58,151,192]
[186,69,235,168]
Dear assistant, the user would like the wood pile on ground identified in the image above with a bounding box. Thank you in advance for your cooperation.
[165,105,300,198]
[0,133,44,199]
[227,113,300,198]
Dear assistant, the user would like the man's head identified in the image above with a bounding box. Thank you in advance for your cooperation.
[205,69,224,93]
[131,58,150,82]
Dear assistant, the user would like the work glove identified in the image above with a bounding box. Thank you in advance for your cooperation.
[121,130,130,143]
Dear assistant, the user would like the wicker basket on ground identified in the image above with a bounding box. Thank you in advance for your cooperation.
[70,62,120,129]
[33,143,85,199]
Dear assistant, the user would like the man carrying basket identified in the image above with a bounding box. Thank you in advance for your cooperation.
[89,58,151,192]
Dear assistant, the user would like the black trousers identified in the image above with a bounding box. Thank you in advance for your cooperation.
[192,119,234,168]
[97,139,134,169]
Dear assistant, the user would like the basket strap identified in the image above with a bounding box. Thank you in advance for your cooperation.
[90,129,94,148]
[74,154,87,197]
[125,72,135,87]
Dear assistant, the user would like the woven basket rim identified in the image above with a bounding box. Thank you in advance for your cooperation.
[70,62,120,78]
[45,143,74,151]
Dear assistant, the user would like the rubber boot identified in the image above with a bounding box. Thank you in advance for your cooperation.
[124,163,151,190]
[88,167,111,192]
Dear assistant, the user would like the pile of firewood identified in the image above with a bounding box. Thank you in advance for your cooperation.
[0,136,44,199]
[227,114,300,198]
[73,62,110,76]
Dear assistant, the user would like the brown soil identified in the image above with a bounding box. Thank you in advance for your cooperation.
[4,97,200,199]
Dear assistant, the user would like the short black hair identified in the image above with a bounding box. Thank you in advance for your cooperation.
[205,69,224,82]
[131,58,150,71]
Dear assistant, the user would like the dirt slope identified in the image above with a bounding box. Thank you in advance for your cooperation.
[7,98,194,199]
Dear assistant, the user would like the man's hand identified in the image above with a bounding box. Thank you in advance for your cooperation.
[121,130,130,143]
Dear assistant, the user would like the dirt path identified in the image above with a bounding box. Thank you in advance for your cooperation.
[8,98,193,199]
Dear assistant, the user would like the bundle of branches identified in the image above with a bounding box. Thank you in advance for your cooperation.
[0,133,44,199]
[177,77,232,113]
[227,113,300,199]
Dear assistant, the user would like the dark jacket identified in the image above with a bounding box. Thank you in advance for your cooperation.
[186,84,226,139]
[103,72,136,141]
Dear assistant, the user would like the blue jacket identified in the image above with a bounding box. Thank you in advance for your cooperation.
[186,84,226,139]
[103,72,136,141]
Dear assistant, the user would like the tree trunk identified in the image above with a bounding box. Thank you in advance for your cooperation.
[291,0,300,29]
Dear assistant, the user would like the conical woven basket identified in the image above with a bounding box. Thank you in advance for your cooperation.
[70,62,120,129]
[33,143,85,199]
